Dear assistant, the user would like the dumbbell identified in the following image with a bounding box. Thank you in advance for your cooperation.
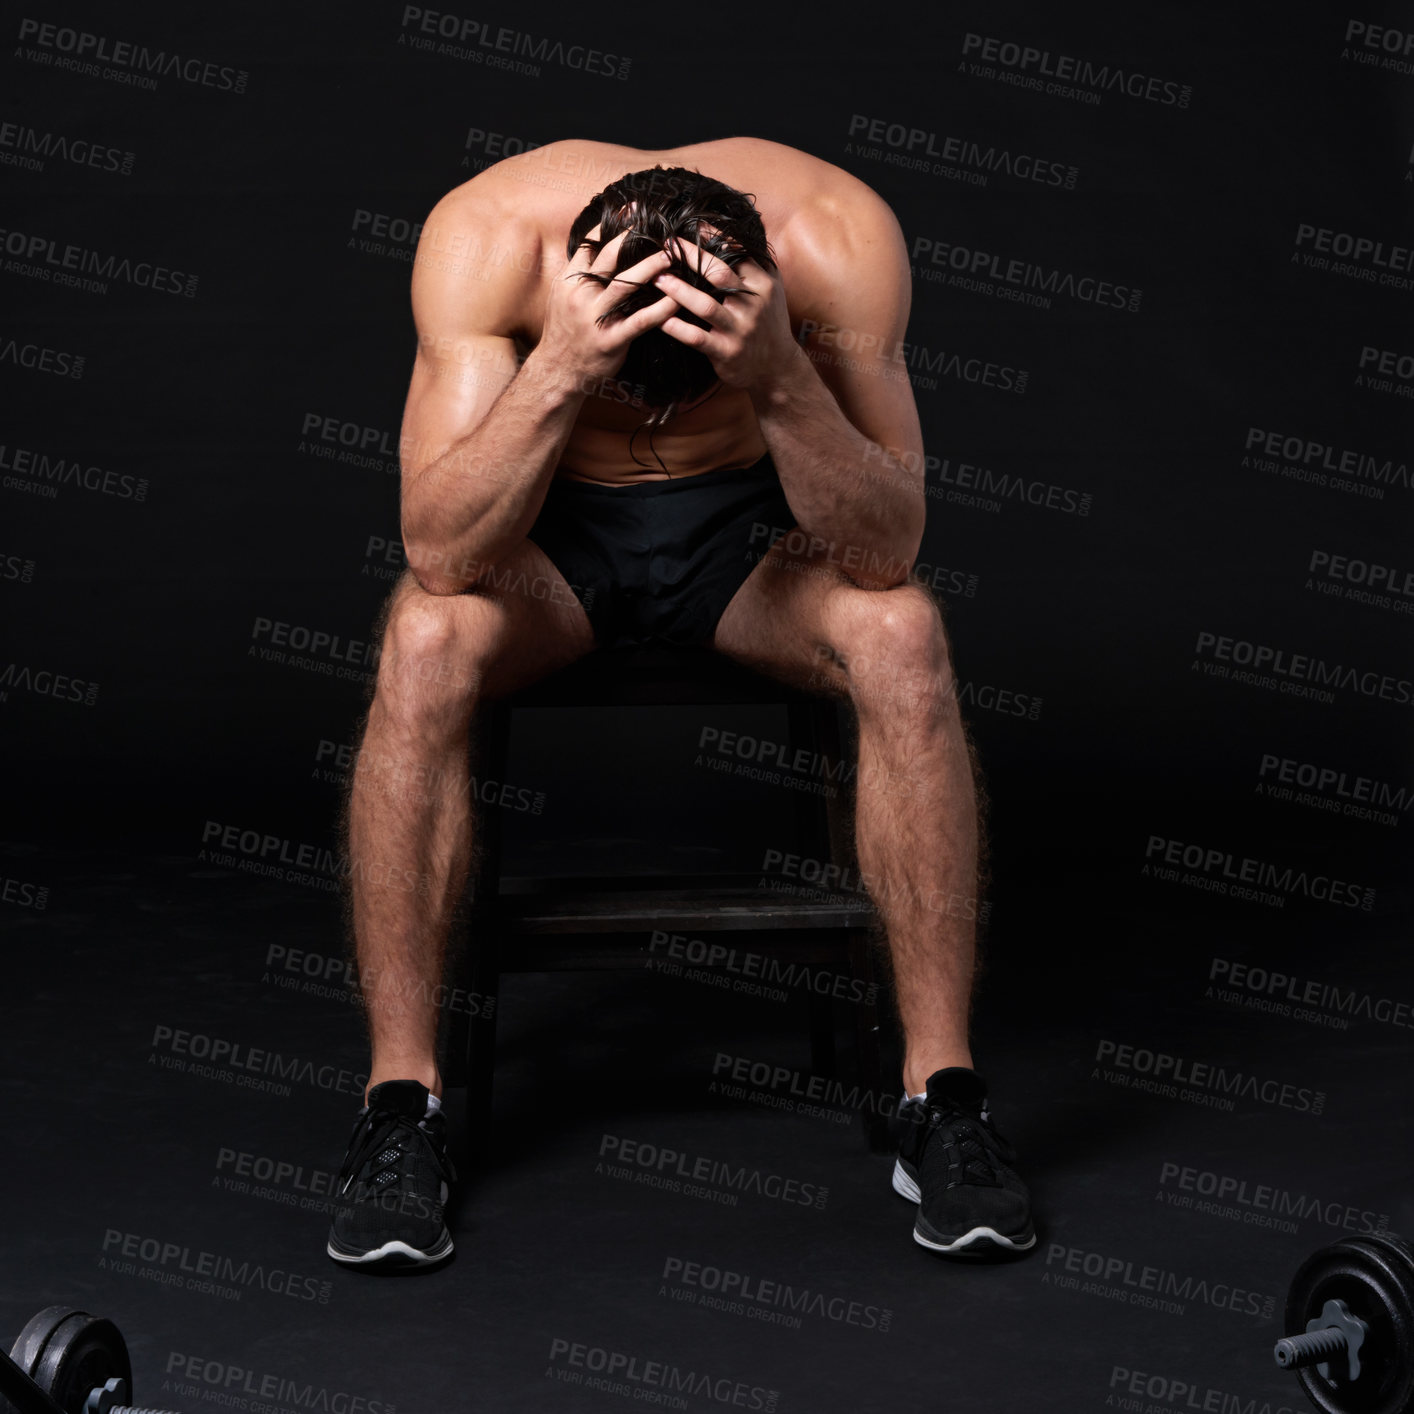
[0,1307,178,1414]
[1273,1230,1414,1414]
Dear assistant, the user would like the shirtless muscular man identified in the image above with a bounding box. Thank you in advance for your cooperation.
[326,137,1036,1269]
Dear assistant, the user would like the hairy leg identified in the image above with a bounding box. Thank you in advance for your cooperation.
[339,543,594,1102]
[713,540,985,1096]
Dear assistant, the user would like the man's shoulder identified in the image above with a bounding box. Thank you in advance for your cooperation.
[416,140,631,275]
[419,163,544,252]
[425,139,625,220]
[668,138,902,271]
[754,149,907,313]
[411,162,561,329]
[678,136,902,236]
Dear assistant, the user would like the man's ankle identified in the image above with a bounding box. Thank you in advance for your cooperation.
[365,1065,443,1106]
[902,1055,975,1098]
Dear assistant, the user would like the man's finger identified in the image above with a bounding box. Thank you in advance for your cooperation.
[664,233,741,288]
[617,292,680,341]
[652,270,737,328]
[589,228,633,276]
[565,223,604,272]
[604,246,673,298]
[719,251,768,290]
[667,224,757,288]
[660,314,716,351]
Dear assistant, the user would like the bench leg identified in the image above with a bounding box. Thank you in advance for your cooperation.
[849,927,893,1152]
[446,699,507,1172]
[808,987,836,1077]
[462,937,500,1170]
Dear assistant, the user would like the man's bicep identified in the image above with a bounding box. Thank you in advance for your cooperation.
[400,190,531,483]
[800,198,925,479]
[400,333,520,483]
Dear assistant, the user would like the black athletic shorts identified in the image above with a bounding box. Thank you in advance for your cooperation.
[526,452,795,650]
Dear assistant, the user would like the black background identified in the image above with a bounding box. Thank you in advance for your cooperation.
[3,3,1412,1412]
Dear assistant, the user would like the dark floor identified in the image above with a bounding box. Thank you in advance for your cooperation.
[1,841,1410,1414]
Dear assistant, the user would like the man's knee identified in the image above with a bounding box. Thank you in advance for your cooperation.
[820,583,954,718]
[876,582,948,661]
[376,574,497,708]
[835,582,949,672]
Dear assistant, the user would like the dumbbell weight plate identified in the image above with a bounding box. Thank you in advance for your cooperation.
[8,1308,131,1414]
[1284,1232,1414,1414]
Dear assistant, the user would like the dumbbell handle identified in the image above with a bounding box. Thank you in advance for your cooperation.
[1274,1327,1348,1369]
[83,1379,179,1414]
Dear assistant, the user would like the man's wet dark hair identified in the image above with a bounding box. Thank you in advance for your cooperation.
[566,165,777,464]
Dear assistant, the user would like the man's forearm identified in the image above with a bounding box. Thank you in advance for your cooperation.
[747,345,925,589]
[401,352,585,594]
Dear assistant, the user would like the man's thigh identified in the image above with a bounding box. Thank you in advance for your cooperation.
[377,537,596,702]
[710,527,856,692]
[711,530,948,699]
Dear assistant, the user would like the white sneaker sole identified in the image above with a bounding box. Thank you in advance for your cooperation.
[326,1229,454,1267]
[891,1158,1037,1253]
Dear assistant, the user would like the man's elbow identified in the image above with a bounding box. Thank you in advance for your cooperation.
[403,536,473,596]
[897,482,927,559]
[413,572,468,597]
[845,536,920,592]
[900,510,926,573]
[859,514,926,592]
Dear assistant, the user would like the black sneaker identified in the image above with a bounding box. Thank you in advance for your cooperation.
[326,1080,456,1269]
[892,1067,1036,1257]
